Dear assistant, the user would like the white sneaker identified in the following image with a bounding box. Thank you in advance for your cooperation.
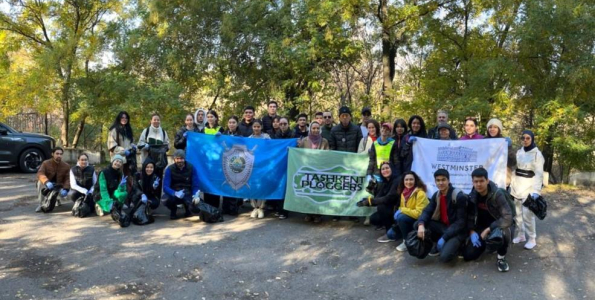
[95,204,104,217]
[250,208,258,218]
[513,236,526,244]
[396,242,407,252]
[524,239,537,250]
[257,208,265,219]
[363,216,370,226]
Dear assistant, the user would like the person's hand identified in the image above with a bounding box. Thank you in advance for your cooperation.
[531,193,539,200]
[393,210,401,221]
[356,198,369,207]
[215,132,222,137]
[417,224,425,239]
[408,136,417,143]
[153,177,160,189]
[437,237,445,251]
[366,175,372,182]
[141,194,148,204]
[119,176,128,187]
[470,232,481,248]
[183,131,188,138]
[174,190,185,199]
[124,150,130,156]
[45,182,54,190]
[59,189,68,197]
[481,228,491,240]
[505,137,512,147]
[86,189,93,195]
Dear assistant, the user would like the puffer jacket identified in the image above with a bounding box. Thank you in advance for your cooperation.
[419,185,468,241]
[467,181,513,232]
[328,122,363,153]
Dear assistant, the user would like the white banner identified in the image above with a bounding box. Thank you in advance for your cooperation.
[412,138,507,196]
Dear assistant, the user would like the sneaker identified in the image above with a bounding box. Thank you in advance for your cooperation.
[513,236,526,244]
[257,208,265,219]
[497,258,510,272]
[363,216,370,226]
[170,213,179,220]
[279,214,287,220]
[524,239,537,250]
[396,242,407,252]
[95,204,104,217]
[35,205,42,213]
[250,208,258,219]
[377,235,396,243]
[428,245,440,257]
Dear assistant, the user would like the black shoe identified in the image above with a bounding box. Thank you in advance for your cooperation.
[428,245,440,257]
[497,258,509,272]
[170,213,179,220]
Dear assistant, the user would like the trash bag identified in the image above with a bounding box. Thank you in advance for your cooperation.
[148,145,168,170]
[405,229,433,259]
[523,194,547,220]
[126,148,138,175]
[40,185,62,213]
[72,194,93,218]
[190,200,223,223]
[111,205,131,227]
[132,203,154,225]
[365,177,377,194]
[486,227,504,252]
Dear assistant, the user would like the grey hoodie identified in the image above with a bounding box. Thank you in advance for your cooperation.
[194,108,208,132]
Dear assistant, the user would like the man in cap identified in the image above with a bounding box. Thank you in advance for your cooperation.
[434,123,458,140]
[161,149,200,219]
[329,106,363,153]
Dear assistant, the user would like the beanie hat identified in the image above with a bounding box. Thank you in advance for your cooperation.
[173,149,186,159]
[111,154,126,165]
[486,118,503,133]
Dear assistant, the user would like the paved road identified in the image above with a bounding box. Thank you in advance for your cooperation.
[0,170,594,300]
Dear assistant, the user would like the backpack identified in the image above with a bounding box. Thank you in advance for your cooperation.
[496,188,516,219]
[433,188,464,205]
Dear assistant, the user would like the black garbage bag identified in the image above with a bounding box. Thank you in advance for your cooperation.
[126,148,138,175]
[190,200,223,223]
[523,194,547,220]
[40,185,62,213]
[365,177,377,194]
[405,229,433,259]
[148,145,168,170]
[72,194,93,218]
[486,227,504,252]
[132,203,154,225]
[111,204,131,227]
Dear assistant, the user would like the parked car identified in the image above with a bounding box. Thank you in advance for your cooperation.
[0,122,55,173]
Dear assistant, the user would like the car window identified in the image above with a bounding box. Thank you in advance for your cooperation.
[0,123,15,133]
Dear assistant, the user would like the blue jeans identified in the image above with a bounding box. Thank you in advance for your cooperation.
[387,213,416,240]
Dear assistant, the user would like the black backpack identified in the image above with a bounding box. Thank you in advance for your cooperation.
[496,188,517,219]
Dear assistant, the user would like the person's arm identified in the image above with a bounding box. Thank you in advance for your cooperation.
[328,129,336,150]
[138,129,148,149]
[162,167,175,196]
[163,130,170,147]
[174,128,186,149]
[371,179,399,206]
[37,161,49,184]
[357,137,365,153]
[400,190,429,219]
[70,169,87,194]
[390,145,399,167]
[533,151,545,194]
[114,178,128,204]
[355,128,363,152]
[191,167,200,196]
[88,171,97,194]
[400,136,412,159]
[107,128,119,152]
[490,190,513,230]
[443,192,468,240]
[98,172,113,202]
[366,146,377,176]
[417,193,436,226]
[321,139,330,150]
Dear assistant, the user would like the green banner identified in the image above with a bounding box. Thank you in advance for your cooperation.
[283,148,375,217]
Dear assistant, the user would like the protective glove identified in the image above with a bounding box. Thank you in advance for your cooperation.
[119,176,128,187]
[144,144,150,150]
[393,209,402,221]
[59,189,68,198]
[183,131,188,138]
[470,232,481,248]
[174,190,185,199]
[131,144,137,150]
[141,194,148,204]
[366,175,372,182]
[437,237,445,251]
[124,150,130,156]
[86,189,93,195]
[505,137,512,147]
[356,198,370,207]
[153,177,160,189]
[215,132,222,136]
[408,136,417,143]
[45,182,54,190]
[531,193,539,200]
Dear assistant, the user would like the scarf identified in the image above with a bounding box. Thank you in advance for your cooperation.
[308,122,322,149]
[402,187,415,204]
[522,130,536,152]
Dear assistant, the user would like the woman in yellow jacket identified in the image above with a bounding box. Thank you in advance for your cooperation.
[386,171,429,251]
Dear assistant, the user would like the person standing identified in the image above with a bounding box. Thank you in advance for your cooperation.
[358,119,379,154]
[262,101,279,133]
[314,112,324,125]
[267,116,282,137]
[366,122,399,180]
[35,147,71,212]
[298,121,329,222]
[359,107,372,137]
[194,108,208,132]
[67,153,97,203]
[275,117,295,139]
[138,112,170,175]
[174,113,201,150]
[222,116,243,215]
[427,110,457,139]
[400,115,427,172]
[434,123,457,140]
[509,130,544,250]
[484,118,516,187]
[108,111,137,175]
[293,113,309,139]
[248,120,270,219]
[329,106,363,153]
[460,117,484,140]
[239,106,257,137]
[321,111,335,141]
[203,110,224,135]
[161,150,200,220]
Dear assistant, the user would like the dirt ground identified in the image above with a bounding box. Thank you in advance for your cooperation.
[0,170,594,300]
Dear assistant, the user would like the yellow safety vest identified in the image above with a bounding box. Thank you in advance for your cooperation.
[204,126,221,135]
[374,140,395,168]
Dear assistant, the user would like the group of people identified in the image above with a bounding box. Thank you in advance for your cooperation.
[34,102,545,272]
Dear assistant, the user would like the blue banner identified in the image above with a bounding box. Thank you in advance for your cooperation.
[186,132,298,199]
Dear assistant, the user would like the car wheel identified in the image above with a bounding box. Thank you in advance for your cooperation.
[19,148,45,173]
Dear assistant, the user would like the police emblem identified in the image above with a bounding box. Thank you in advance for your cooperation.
[222,143,256,190]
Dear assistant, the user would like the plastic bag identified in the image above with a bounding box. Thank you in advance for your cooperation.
[190,200,223,223]
[405,229,432,259]
[132,203,154,225]
[40,185,61,213]
[72,194,93,218]
[111,205,131,227]
[522,194,547,220]
[486,227,504,252]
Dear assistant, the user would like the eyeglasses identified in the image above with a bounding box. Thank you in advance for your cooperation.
[323,116,332,119]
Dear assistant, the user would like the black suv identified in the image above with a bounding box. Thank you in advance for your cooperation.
[0,122,55,173]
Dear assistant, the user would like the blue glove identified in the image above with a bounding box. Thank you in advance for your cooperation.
[531,193,539,200]
[215,132,222,136]
[183,132,188,138]
[119,176,128,187]
[505,137,512,147]
[131,144,137,150]
[153,177,160,189]
[141,194,148,204]
[393,210,401,221]
[408,136,417,143]
[366,175,372,182]
[174,190,185,199]
[437,237,445,251]
[60,189,68,197]
[470,232,481,248]
[124,150,130,156]
[86,190,93,195]
[45,182,54,190]
[144,144,150,150]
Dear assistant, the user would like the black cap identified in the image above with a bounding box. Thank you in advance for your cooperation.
[361,107,371,114]
[437,123,452,131]
[339,106,351,116]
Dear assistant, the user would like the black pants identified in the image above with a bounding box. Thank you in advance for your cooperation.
[369,204,394,231]
[203,193,220,209]
[462,227,510,261]
[161,193,192,216]
[67,190,85,202]
[276,200,289,217]
[426,220,464,263]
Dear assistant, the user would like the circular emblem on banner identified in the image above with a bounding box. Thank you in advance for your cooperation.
[229,156,246,173]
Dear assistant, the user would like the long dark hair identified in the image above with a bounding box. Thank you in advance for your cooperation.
[365,119,380,137]
[206,110,220,128]
[392,118,408,138]
[397,171,427,194]
[109,111,133,141]
[407,115,427,138]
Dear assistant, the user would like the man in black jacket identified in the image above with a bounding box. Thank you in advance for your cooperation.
[261,101,278,133]
[463,168,514,272]
[416,169,468,263]
[239,106,258,137]
[427,110,458,140]
[329,106,363,153]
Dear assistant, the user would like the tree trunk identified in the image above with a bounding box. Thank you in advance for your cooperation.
[71,116,86,148]
[59,79,71,147]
